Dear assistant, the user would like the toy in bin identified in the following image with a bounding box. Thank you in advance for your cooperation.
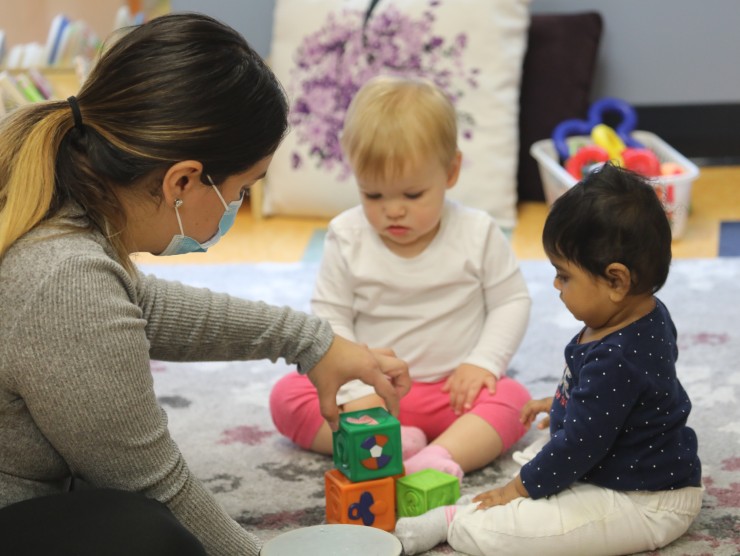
[553,97,670,180]
[531,97,700,239]
[552,97,642,161]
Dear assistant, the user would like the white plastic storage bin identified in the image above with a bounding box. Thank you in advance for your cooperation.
[530,130,700,239]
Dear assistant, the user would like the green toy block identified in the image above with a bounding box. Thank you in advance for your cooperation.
[396,469,460,517]
[332,407,403,482]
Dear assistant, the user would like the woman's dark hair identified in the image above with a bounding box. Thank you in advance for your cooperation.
[542,163,672,294]
[0,12,288,271]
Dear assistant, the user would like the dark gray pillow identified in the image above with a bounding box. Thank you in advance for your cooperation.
[517,12,603,201]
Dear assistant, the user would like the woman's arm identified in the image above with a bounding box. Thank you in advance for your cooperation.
[18,255,261,555]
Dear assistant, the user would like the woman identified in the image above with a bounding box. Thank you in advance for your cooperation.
[0,13,409,556]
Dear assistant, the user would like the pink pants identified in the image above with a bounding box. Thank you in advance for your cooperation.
[269,372,531,452]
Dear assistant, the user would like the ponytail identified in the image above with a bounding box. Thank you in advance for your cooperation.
[0,102,72,261]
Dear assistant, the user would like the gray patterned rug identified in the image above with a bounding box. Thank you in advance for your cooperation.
[139,259,740,555]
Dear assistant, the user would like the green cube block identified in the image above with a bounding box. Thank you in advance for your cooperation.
[332,407,403,482]
[396,469,460,517]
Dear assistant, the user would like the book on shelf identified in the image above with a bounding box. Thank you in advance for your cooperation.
[14,72,45,102]
[0,69,62,114]
[1,13,102,70]
[28,68,54,99]
[0,71,30,113]
[45,14,71,66]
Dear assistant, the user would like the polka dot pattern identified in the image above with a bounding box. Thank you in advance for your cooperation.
[521,298,701,499]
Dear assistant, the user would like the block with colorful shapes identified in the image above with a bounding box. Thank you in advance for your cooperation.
[396,469,460,518]
[332,407,403,482]
[324,469,396,531]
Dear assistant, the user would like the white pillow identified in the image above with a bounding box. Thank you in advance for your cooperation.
[263,0,530,229]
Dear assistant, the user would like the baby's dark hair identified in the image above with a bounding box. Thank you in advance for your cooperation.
[542,163,672,294]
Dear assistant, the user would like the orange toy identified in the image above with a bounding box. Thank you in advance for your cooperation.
[660,162,685,176]
[325,469,396,531]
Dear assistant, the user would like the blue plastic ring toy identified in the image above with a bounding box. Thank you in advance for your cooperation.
[552,97,644,161]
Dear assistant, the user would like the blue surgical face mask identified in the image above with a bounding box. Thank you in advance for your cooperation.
[158,175,244,256]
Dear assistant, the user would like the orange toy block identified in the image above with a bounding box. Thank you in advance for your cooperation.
[324,469,396,532]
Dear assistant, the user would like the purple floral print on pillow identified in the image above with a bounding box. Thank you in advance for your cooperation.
[287,1,479,178]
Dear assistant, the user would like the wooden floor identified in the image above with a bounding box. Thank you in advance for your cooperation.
[133,165,740,266]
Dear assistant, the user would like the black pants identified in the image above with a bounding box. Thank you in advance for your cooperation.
[0,488,207,556]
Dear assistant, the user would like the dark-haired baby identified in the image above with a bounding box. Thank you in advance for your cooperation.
[395,163,702,556]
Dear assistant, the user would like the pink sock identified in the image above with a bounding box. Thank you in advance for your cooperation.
[401,426,428,459]
[403,444,464,482]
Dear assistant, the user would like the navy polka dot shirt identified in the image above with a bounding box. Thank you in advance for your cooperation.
[520,298,701,499]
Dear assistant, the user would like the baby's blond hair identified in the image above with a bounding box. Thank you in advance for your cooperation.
[340,75,458,183]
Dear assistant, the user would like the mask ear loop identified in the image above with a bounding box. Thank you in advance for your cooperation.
[206,174,230,210]
[173,198,185,235]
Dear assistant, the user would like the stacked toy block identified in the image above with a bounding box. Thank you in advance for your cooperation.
[396,468,459,517]
[325,407,459,531]
[326,407,402,531]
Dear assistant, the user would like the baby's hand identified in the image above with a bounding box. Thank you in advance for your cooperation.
[472,475,529,509]
[520,397,553,429]
[442,364,497,415]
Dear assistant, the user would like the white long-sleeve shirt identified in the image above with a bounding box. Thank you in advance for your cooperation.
[312,201,531,405]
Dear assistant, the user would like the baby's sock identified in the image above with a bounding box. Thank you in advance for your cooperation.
[394,505,457,555]
[401,426,428,459]
[403,444,464,481]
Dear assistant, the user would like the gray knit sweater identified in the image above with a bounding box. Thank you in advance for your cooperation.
[0,210,334,555]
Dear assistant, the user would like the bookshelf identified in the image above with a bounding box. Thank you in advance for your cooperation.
[0,3,144,105]
[10,67,80,98]
[0,67,80,116]
[0,1,124,51]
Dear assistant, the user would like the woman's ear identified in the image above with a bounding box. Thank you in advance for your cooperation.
[161,160,204,207]
[604,262,632,302]
[446,150,463,189]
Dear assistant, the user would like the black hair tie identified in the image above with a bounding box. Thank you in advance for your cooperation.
[67,96,84,130]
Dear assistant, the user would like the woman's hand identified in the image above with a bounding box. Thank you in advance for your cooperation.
[520,396,553,430]
[306,335,410,431]
[441,363,497,415]
[472,475,529,509]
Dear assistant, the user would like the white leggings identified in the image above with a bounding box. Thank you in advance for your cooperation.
[447,482,703,556]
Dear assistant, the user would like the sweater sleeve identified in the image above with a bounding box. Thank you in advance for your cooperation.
[462,222,531,378]
[14,255,326,555]
[135,268,334,373]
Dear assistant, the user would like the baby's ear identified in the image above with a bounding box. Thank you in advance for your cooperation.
[446,150,463,189]
[604,262,632,302]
